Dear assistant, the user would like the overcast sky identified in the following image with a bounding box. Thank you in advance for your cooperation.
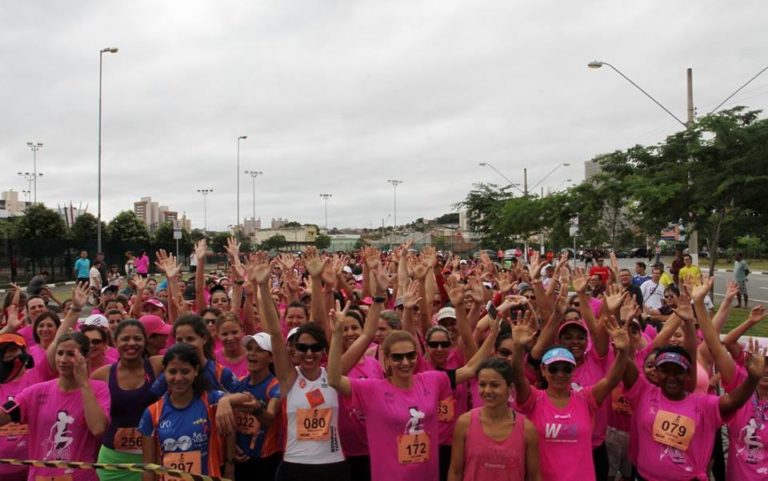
[2,1,767,231]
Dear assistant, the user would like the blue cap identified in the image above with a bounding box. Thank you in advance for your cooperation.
[542,347,576,366]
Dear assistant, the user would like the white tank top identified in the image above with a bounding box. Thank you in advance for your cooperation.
[283,366,344,464]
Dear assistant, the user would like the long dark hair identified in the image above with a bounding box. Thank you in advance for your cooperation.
[162,344,208,395]
[173,314,214,359]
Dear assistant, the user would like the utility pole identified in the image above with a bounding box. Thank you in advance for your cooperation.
[523,168,528,196]
[686,68,699,265]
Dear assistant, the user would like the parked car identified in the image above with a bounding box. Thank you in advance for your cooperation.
[629,247,648,258]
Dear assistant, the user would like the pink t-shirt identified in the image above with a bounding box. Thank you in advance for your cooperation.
[625,374,723,481]
[723,367,768,480]
[421,351,468,445]
[15,379,111,481]
[17,325,35,348]
[517,386,598,481]
[0,364,57,481]
[338,355,384,457]
[462,408,526,481]
[571,348,609,447]
[214,349,248,379]
[348,371,452,481]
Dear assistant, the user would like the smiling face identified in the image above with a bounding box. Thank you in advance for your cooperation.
[245,340,272,374]
[84,330,106,360]
[174,325,207,361]
[294,333,324,373]
[385,340,418,382]
[217,320,243,355]
[210,291,230,311]
[477,368,511,408]
[342,317,363,351]
[27,298,47,321]
[426,330,451,366]
[116,325,145,361]
[541,361,573,391]
[644,353,659,385]
[55,339,83,377]
[657,362,688,399]
[559,326,588,362]
[375,318,392,344]
[285,306,307,330]
[164,358,198,396]
[36,318,58,346]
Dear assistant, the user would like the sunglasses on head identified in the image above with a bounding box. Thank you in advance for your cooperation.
[547,363,574,375]
[389,350,417,362]
[427,340,451,349]
[295,342,324,353]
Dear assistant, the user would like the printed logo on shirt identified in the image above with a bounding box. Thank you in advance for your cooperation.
[162,435,198,452]
[736,417,765,465]
[659,445,692,469]
[44,410,75,459]
[544,421,578,443]
[405,407,426,434]
[192,417,207,425]
[159,420,172,429]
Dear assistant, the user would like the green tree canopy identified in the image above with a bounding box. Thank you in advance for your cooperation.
[107,211,150,243]
[69,212,103,244]
[315,234,331,250]
[260,234,288,251]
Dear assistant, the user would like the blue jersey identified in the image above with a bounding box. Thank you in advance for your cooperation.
[138,390,225,476]
[74,258,90,278]
[151,359,238,396]
[232,374,281,459]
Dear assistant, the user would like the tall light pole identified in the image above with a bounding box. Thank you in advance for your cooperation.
[478,162,524,194]
[236,136,247,231]
[98,46,118,253]
[22,190,31,203]
[387,180,402,228]
[588,60,768,264]
[244,169,262,221]
[26,142,43,203]
[197,189,213,232]
[530,162,571,193]
[319,194,332,230]
[18,172,42,201]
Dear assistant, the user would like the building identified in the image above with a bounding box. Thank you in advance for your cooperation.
[0,190,30,217]
[179,213,192,233]
[133,196,183,232]
[244,218,262,237]
[584,160,601,180]
[58,202,89,227]
[271,217,289,229]
[252,225,318,249]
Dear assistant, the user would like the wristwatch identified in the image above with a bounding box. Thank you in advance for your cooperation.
[373,295,386,304]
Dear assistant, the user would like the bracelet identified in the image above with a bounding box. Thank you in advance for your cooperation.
[373,295,386,303]
[235,280,245,285]
[70,307,83,312]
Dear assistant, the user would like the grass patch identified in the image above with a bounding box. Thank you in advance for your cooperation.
[721,305,768,338]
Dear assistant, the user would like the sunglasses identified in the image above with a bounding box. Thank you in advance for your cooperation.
[90,338,104,346]
[295,342,324,353]
[547,363,574,375]
[389,351,418,362]
[427,341,451,349]
[496,348,513,358]
[204,318,217,325]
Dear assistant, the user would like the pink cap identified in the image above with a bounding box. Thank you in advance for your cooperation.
[143,298,166,312]
[557,319,588,338]
[139,314,171,337]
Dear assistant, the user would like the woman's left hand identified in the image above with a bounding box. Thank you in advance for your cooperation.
[73,350,90,388]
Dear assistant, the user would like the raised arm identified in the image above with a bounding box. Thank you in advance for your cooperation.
[572,267,609,357]
[722,305,766,359]
[194,239,208,313]
[691,277,736,385]
[719,340,765,418]
[327,306,352,396]
[455,315,499,384]
[73,349,109,436]
[248,253,297,392]
[511,314,537,406]
[447,280,478,359]
[591,316,629,405]
[304,247,329,333]
[670,293,698,393]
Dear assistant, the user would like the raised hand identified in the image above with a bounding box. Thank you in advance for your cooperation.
[747,305,766,325]
[403,280,422,309]
[512,311,537,347]
[690,275,714,302]
[572,267,589,294]
[620,295,640,323]
[304,248,326,277]
[71,283,89,310]
[194,239,208,263]
[132,275,147,292]
[371,267,394,294]
[363,247,381,270]
[447,282,465,307]
[745,338,767,379]
[603,284,628,313]
[277,253,296,272]
[466,277,486,304]
[225,237,241,260]
[4,305,22,331]
[605,315,630,352]
[724,281,740,301]
[73,349,90,388]
[245,252,271,285]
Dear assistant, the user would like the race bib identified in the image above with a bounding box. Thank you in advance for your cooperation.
[652,410,695,451]
[114,427,143,454]
[296,408,332,441]
[35,476,72,481]
[0,422,28,437]
[237,412,261,435]
[611,387,632,415]
[397,433,430,464]
[163,451,202,480]
[437,398,455,422]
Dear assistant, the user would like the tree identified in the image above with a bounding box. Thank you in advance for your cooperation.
[315,234,331,250]
[107,211,150,243]
[434,212,460,225]
[190,228,207,243]
[456,183,513,246]
[260,234,288,251]
[210,232,232,254]
[16,204,68,272]
[283,221,302,228]
[69,213,103,244]
[153,221,194,257]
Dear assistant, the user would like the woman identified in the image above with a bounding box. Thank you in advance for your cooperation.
[150,315,238,396]
[232,333,282,481]
[200,307,222,351]
[29,311,61,366]
[251,256,349,481]
[622,342,764,481]
[135,250,149,278]
[139,344,256,481]
[92,320,161,481]
[215,311,248,378]
[0,332,111,481]
[448,358,541,481]
[284,301,309,331]
[328,311,499,481]
[511,310,629,481]
[81,324,113,374]
[125,251,136,278]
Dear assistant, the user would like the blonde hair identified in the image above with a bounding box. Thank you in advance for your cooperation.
[381,330,417,357]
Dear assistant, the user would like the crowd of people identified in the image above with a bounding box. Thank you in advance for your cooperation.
[0,240,766,481]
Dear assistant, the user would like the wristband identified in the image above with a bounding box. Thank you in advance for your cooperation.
[70,307,83,312]
[373,295,386,304]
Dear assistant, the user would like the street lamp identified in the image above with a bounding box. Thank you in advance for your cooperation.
[98,46,118,253]
[26,142,43,203]
[319,194,332,230]
[478,162,524,194]
[18,172,42,202]
[530,162,571,193]
[22,190,31,203]
[197,189,213,232]
[588,59,768,263]
[236,136,247,231]
[387,180,403,228]
[244,170,262,220]
[557,178,574,190]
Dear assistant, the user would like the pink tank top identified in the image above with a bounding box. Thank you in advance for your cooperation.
[462,408,526,481]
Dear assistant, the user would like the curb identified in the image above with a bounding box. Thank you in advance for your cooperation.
[0,274,164,294]
[715,269,764,275]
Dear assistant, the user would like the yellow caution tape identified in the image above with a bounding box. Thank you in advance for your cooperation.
[0,458,231,481]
